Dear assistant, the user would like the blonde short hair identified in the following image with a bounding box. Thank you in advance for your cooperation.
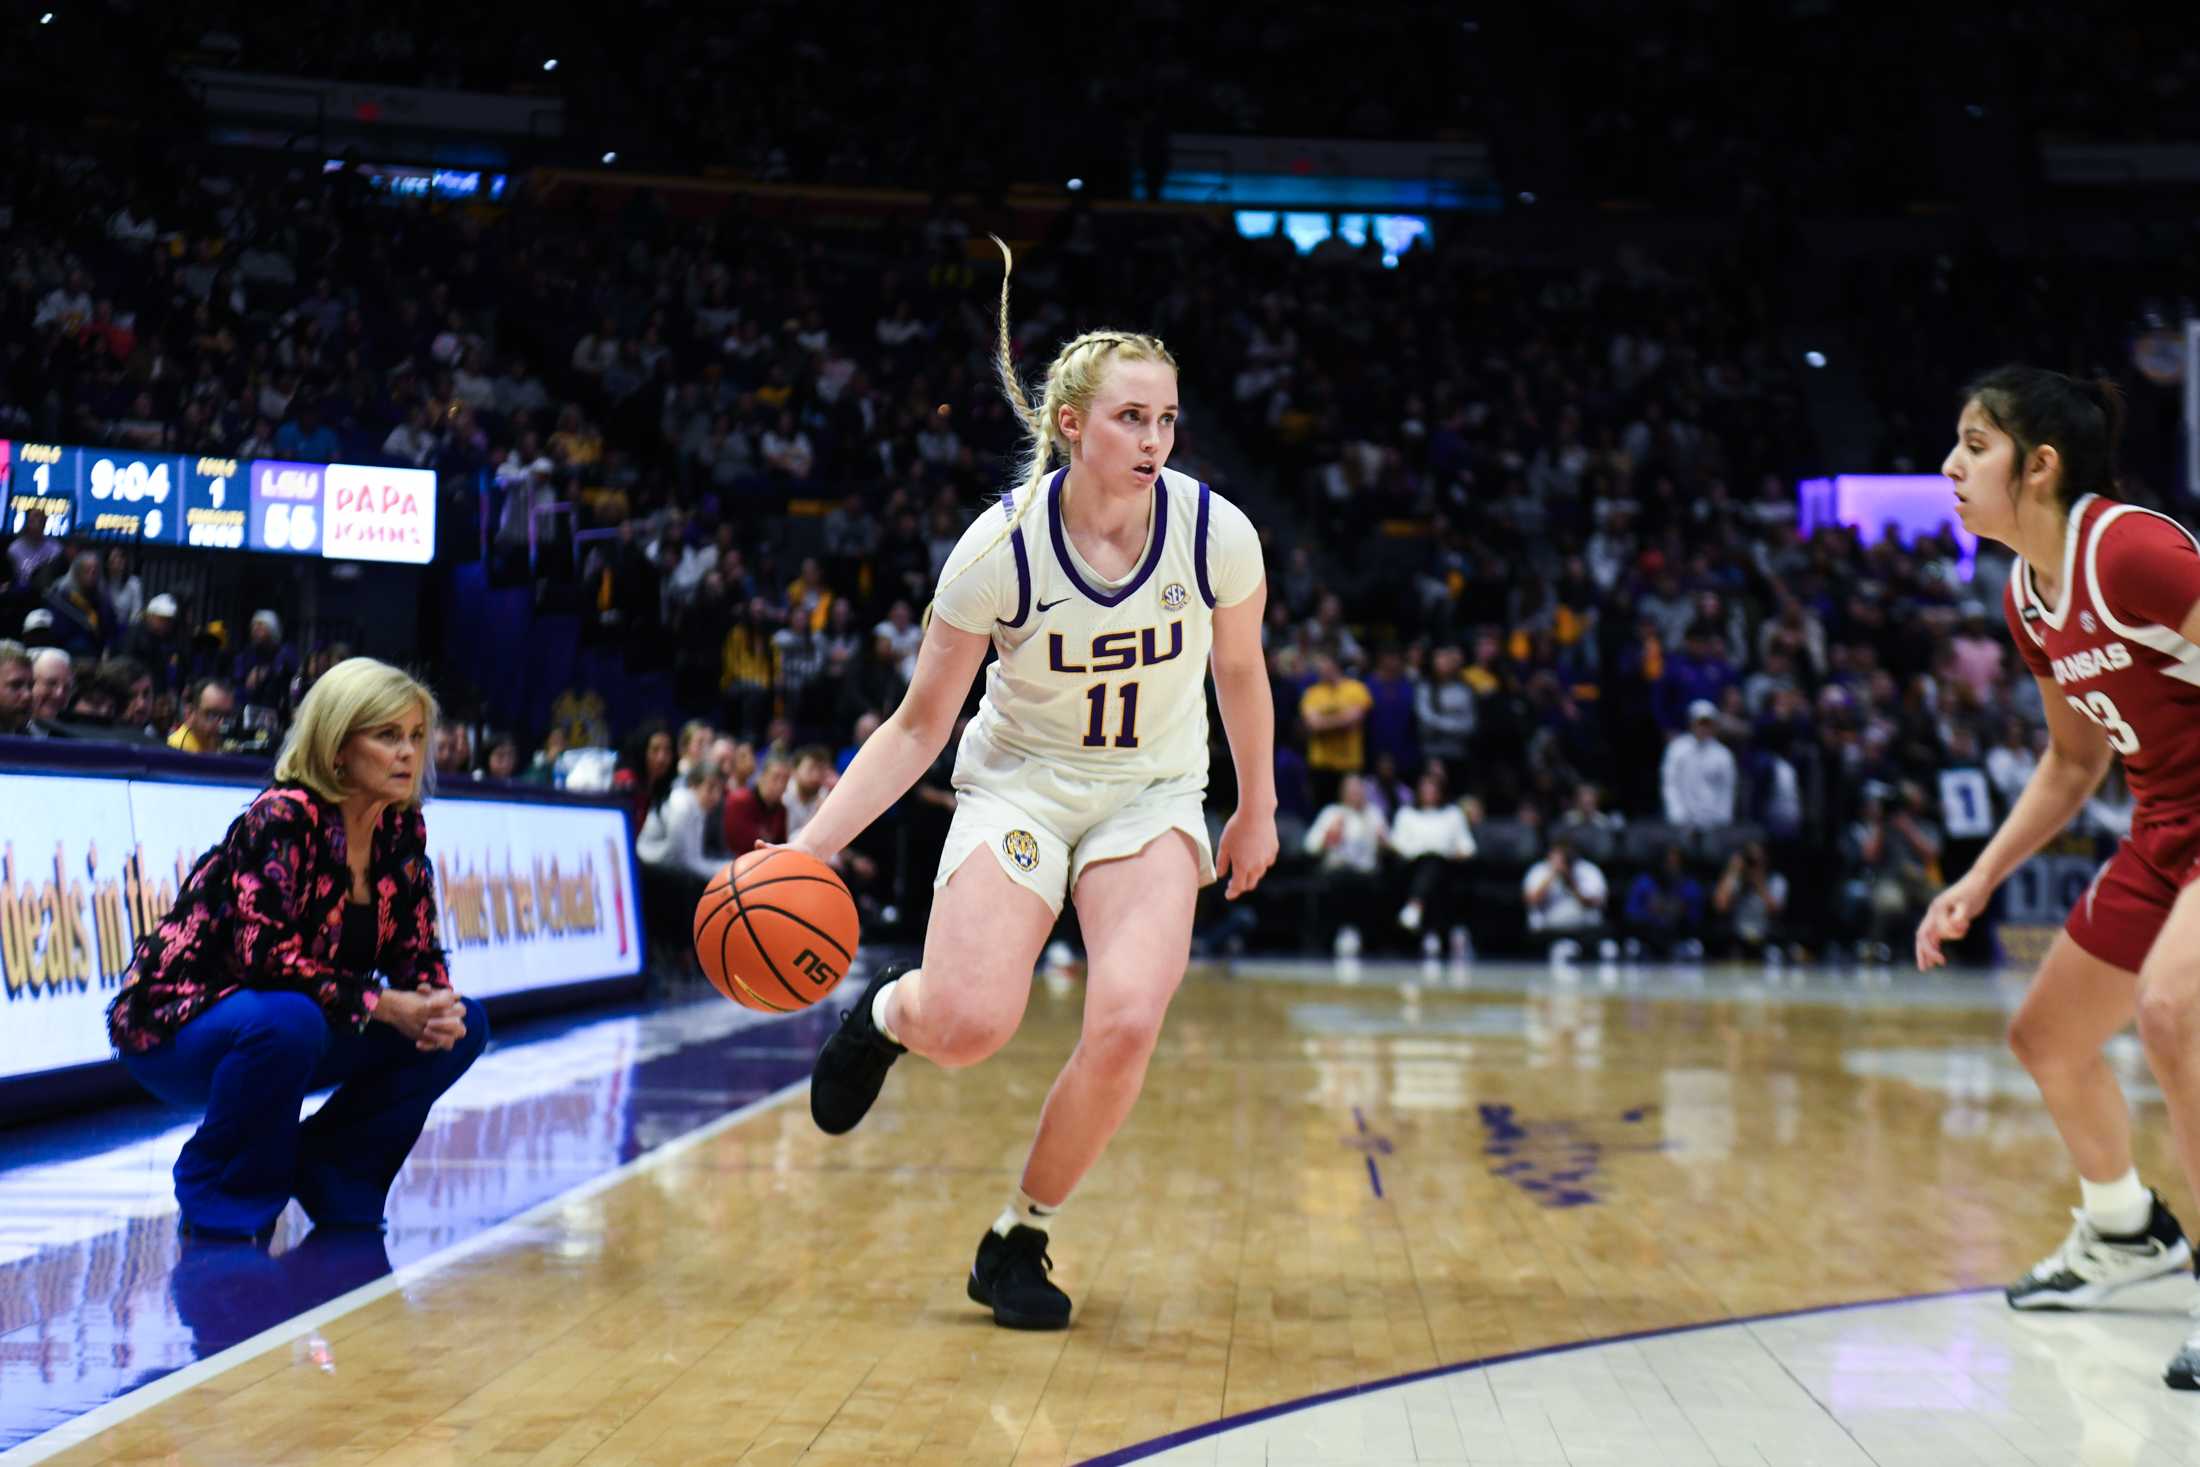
[275,657,441,807]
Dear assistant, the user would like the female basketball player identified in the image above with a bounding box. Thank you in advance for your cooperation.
[788,238,1275,1330]
[1916,365,2200,1389]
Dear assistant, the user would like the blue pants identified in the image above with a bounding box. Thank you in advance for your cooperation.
[121,989,489,1234]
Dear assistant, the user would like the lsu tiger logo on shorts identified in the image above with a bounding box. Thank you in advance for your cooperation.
[1002,829,1041,872]
[1161,582,1188,611]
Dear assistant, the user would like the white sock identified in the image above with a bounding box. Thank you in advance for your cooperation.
[870,978,901,1044]
[992,1187,1060,1238]
[2080,1168,2151,1236]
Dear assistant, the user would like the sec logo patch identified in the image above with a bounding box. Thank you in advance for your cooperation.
[2079,610,2097,633]
[1002,830,1041,872]
[1161,582,1188,611]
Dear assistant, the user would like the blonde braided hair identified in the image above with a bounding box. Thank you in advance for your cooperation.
[928,235,1179,619]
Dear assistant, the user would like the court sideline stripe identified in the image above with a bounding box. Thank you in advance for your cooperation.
[0,1077,811,1467]
[1076,1283,2002,1466]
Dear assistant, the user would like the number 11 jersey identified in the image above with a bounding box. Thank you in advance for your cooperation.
[2006,492,2200,815]
[932,466,1263,787]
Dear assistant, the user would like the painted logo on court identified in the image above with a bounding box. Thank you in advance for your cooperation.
[1161,582,1188,611]
[1478,1102,1665,1208]
[1002,830,1041,872]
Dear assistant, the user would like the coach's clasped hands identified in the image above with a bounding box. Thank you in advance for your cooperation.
[375,985,470,1052]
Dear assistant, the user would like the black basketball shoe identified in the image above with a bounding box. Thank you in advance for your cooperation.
[2167,1291,2200,1390]
[809,963,909,1135]
[2006,1191,2191,1310]
[968,1224,1073,1330]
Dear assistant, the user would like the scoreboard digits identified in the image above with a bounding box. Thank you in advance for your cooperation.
[82,452,182,545]
[182,458,246,549]
[2,441,433,565]
[249,461,326,556]
[7,442,78,536]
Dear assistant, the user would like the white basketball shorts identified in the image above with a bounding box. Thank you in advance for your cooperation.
[934,734,1216,916]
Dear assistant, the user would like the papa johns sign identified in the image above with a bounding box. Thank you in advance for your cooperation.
[322,464,436,563]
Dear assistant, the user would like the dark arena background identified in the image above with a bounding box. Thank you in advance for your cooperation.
[4,4,2200,1464]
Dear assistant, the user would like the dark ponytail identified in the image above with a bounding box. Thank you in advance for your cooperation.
[2079,376,2127,458]
[1963,365,2125,511]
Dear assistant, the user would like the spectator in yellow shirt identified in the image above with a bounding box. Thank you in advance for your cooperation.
[785,557,836,632]
[1464,628,1505,696]
[547,405,603,469]
[721,601,777,733]
[1299,654,1372,806]
[167,677,234,754]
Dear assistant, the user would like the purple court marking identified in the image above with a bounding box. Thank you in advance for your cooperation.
[1075,1284,2004,1466]
[1477,1101,1664,1209]
[0,995,839,1453]
[1348,1105,1387,1198]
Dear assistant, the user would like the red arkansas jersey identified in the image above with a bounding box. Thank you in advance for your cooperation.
[2006,493,2200,814]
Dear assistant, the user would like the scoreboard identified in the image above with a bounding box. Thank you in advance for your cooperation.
[0,440,434,565]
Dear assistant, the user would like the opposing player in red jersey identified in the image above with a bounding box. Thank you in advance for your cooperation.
[1917,365,2200,1388]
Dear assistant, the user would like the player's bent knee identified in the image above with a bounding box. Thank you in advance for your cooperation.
[930,1009,1021,1069]
[1080,1005,1169,1071]
[2006,1009,2064,1074]
[2136,983,2200,1064]
[918,973,1026,1068]
[2005,1011,2106,1081]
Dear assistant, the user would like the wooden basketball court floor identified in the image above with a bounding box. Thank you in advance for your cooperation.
[8,955,2200,1466]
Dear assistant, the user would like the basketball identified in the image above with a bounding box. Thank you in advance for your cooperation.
[692,848,860,1011]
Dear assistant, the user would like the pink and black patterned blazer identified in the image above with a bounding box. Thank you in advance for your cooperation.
[107,784,452,1054]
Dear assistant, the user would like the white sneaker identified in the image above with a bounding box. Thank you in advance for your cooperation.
[1333,925,1362,959]
[2006,1195,2190,1311]
[1397,900,1423,931]
[1420,933,1442,959]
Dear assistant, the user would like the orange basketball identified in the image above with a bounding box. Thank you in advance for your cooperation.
[692,848,859,1012]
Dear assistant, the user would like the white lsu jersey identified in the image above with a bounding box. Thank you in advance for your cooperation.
[931,465,1263,787]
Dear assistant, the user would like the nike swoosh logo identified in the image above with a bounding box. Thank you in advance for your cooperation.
[1036,598,1069,613]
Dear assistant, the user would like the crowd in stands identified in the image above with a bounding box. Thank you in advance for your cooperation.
[5,11,2190,960]
[1,128,513,488]
[426,197,2138,962]
[0,532,316,753]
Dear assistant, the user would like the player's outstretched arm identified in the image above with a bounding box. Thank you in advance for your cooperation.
[793,614,990,862]
[1210,579,1278,899]
[1916,677,2110,970]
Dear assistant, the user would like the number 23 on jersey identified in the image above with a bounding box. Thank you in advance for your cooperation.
[2067,690,2141,754]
